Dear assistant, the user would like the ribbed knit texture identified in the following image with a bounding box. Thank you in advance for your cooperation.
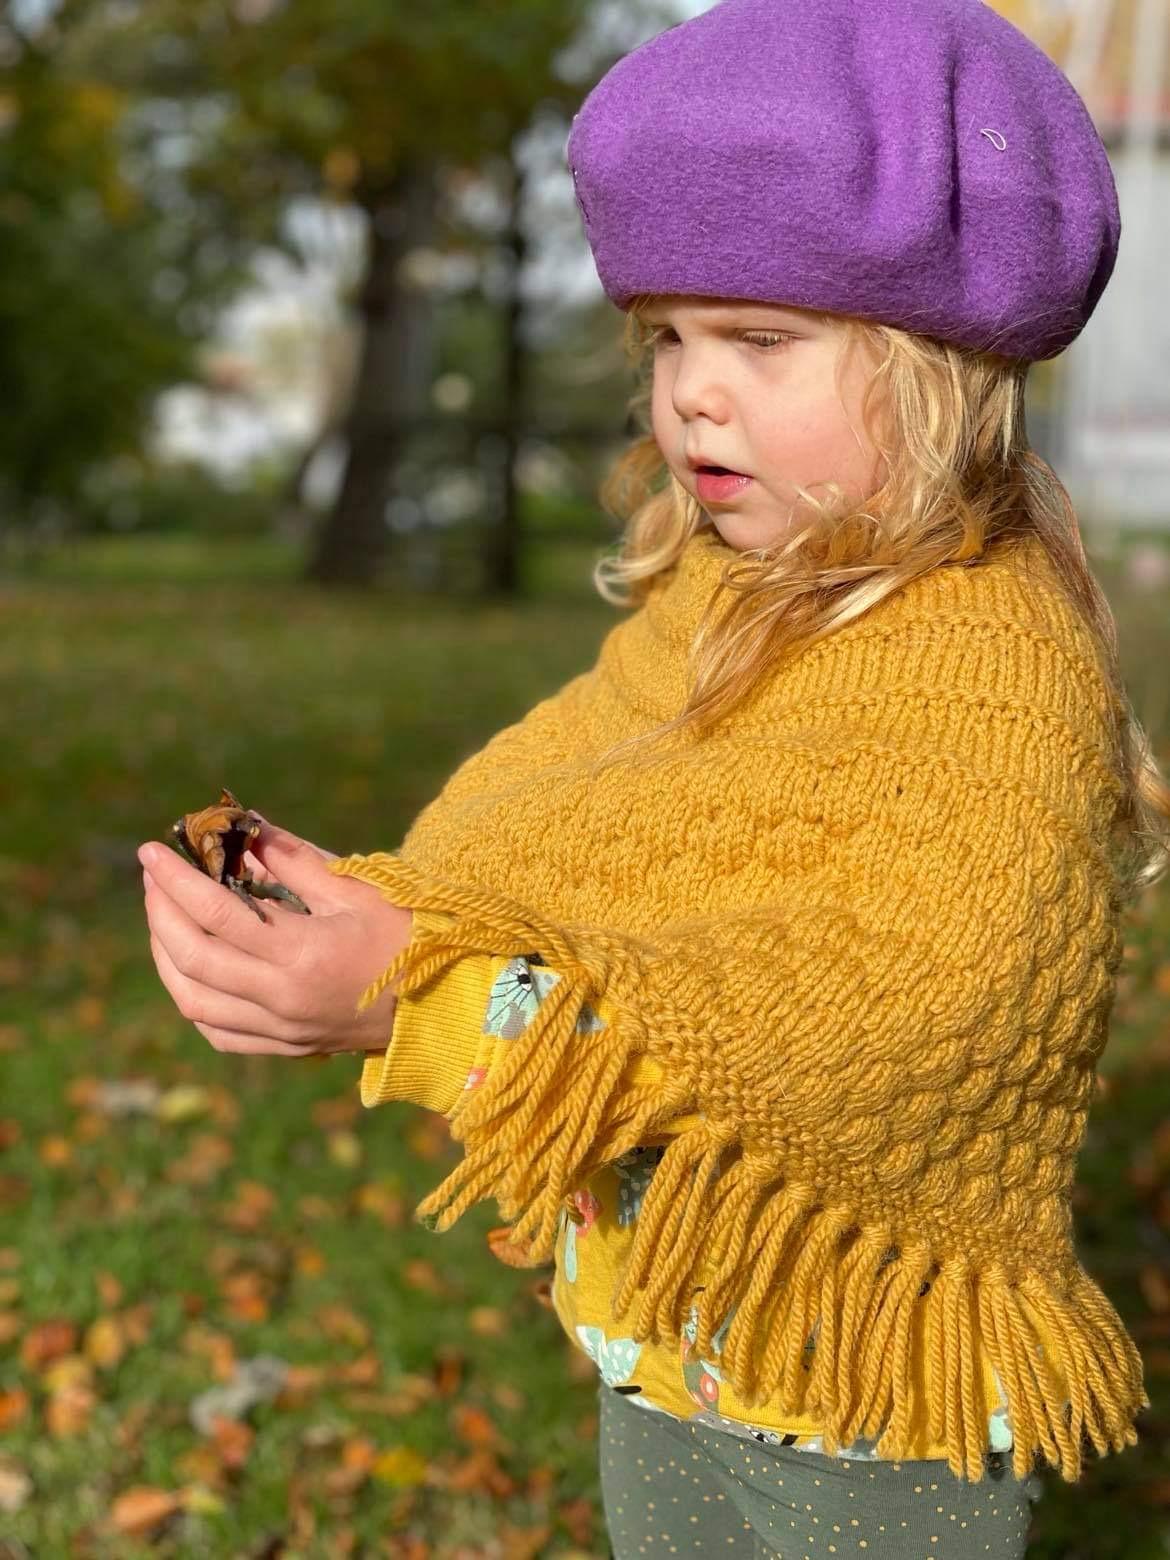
[330,527,1147,1485]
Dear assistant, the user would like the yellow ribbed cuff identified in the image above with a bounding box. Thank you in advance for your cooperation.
[358,906,499,1115]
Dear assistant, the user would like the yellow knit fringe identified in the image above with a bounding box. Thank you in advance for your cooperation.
[331,850,1149,1488]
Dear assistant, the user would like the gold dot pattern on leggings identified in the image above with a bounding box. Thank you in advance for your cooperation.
[599,1389,1039,1556]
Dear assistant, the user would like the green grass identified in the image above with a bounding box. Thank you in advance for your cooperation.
[0,530,1168,1558]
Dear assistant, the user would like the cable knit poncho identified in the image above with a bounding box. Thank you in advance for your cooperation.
[329,526,1148,1485]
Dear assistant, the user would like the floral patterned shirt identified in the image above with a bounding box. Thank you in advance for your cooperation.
[360,908,1025,1463]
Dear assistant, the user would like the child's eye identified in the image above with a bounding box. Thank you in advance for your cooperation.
[646,326,792,351]
[741,332,792,349]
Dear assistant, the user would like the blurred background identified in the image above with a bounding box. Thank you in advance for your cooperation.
[1,1,1168,1556]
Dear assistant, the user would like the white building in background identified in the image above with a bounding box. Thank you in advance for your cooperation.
[1004,0,1170,533]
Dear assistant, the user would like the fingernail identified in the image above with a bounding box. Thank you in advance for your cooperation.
[138,844,161,868]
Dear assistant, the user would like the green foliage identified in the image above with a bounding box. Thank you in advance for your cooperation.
[0,14,204,522]
[86,0,599,229]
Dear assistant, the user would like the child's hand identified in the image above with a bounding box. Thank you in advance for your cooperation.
[138,818,413,1060]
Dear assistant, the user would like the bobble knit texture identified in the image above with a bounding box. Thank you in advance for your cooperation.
[330,529,1148,1486]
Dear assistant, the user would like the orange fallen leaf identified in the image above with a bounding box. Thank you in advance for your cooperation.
[42,1355,93,1394]
[0,1387,30,1431]
[45,1384,96,1437]
[402,1258,453,1297]
[452,1403,501,1449]
[468,1306,507,1338]
[20,1318,77,1371]
[217,1178,277,1232]
[433,1347,464,1396]
[336,1351,381,1386]
[486,1225,534,1268]
[107,1485,182,1538]
[208,1415,254,1470]
[294,1244,327,1276]
[316,1305,370,1348]
[498,1522,554,1560]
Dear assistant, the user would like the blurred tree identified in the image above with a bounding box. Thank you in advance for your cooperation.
[83,0,612,586]
[0,3,199,544]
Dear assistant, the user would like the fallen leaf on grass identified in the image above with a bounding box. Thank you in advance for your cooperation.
[20,1317,76,1370]
[327,1130,362,1169]
[336,1351,381,1386]
[84,1313,127,1369]
[45,1382,97,1436]
[498,1523,554,1560]
[556,1496,597,1545]
[311,1303,369,1349]
[486,1226,534,1268]
[0,1388,29,1431]
[182,1323,237,1380]
[294,1244,327,1276]
[106,1485,183,1539]
[156,1084,214,1124]
[0,1460,34,1513]
[403,1257,457,1297]
[468,1306,508,1338]
[216,1178,278,1232]
[442,1447,517,1499]
[208,1414,255,1471]
[371,1446,430,1488]
[353,1180,405,1225]
[433,1346,464,1397]
[452,1403,503,1450]
[166,1131,236,1186]
[405,1113,450,1162]
[42,1354,93,1393]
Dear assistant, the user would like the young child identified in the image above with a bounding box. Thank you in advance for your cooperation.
[139,0,1170,1552]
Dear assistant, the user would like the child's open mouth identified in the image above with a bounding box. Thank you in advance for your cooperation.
[694,466,753,502]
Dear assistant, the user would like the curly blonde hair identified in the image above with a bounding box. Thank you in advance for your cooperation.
[588,293,1170,904]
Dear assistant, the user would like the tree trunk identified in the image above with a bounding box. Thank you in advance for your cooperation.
[306,160,437,586]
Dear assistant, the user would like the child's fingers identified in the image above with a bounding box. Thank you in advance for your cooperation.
[144,870,296,1002]
[139,841,298,958]
[250,819,341,865]
[149,933,309,1051]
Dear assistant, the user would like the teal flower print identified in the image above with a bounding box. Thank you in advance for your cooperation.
[575,1325,642,1388]
[988,1362,1014,1452]
[680,1301,725,1412]
[613,1146,666,1226]
[484,957,561,1038]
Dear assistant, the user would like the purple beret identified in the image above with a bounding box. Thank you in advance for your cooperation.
[566,0,1120,361]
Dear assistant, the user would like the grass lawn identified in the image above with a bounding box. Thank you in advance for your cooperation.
[0,529,1168,1558]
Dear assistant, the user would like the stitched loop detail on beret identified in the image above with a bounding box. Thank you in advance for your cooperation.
[564,0,1120,360]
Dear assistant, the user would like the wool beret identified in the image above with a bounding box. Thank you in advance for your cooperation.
[565,0,1120,361]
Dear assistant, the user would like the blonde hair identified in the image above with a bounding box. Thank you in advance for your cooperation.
[588,293,1170,904]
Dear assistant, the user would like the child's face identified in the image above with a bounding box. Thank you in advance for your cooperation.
[645,295,887,552]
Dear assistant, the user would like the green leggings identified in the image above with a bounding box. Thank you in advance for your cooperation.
[598,1384,1045,1559]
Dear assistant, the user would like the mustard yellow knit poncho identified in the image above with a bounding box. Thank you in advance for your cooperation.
[329,526,1148,1486]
